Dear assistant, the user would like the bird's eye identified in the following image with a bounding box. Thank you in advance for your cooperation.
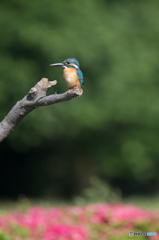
[67,62,70,64]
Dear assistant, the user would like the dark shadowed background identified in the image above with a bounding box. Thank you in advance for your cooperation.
[1,0,159,201]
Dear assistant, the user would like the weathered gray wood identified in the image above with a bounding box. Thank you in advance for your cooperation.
[0,78,83,142]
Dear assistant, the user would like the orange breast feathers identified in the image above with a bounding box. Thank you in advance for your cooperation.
[63,67,81,89]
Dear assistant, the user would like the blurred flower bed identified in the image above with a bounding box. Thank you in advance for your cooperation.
[0,203,159,240]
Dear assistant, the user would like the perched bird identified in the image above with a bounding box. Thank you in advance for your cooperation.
[50,58,84,91]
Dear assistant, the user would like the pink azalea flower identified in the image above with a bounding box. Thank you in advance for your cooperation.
[0,203,158,240]
[44,224,87,240]
[110,204,150,224]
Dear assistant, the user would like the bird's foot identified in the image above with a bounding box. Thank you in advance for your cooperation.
[67,87,81,98]
[55,90,59,94]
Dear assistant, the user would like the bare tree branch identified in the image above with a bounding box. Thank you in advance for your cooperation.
[0,78,83,142]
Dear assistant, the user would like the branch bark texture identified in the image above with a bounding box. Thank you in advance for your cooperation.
[0,78,83,142]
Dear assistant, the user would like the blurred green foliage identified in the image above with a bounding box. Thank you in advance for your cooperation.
[1,0,159,198]
[73,177,121,205]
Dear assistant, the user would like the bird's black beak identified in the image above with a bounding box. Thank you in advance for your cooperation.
[49,63,65,67]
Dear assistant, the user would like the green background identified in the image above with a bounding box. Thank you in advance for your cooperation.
[1,0,159,200]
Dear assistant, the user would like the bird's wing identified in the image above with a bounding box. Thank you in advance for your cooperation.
[77,69,84,88]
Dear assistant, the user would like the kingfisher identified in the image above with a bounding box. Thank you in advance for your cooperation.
[50,58,84,91]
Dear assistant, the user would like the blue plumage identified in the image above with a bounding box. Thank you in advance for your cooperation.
[63,58,80,68]
[77,69,84,88]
